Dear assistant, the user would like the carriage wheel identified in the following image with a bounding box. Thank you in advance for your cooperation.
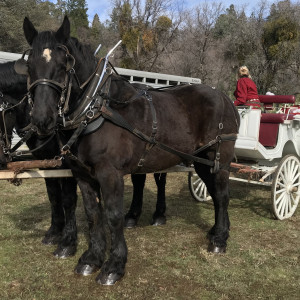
[188,172,211,202]
[271,155,300,220]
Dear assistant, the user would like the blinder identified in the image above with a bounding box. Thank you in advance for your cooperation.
[57,45,75,72]
[14,49,31,75]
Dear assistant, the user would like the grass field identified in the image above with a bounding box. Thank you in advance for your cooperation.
[0,173,299,300]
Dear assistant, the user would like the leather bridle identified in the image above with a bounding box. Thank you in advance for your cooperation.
[17,45,77,118]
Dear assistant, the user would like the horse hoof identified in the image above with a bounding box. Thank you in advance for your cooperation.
[96,272,123,285]
[42,235,60,245]
[151,216,166,226]
[74,263,99,276]
[207,243,226,254]
[124,218,138,229]
[53,245,76,259]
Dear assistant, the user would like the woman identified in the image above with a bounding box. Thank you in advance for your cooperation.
[234,66,261,108]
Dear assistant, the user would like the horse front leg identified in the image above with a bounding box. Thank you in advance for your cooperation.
[74,178,106,276]
[95,169,127,285]
[124,174,146,228]
[194,164,230,253]
[53,177,78,258]
[151,172,167,226]
[42,178,65,245]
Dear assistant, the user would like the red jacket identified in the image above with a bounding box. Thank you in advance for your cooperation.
[234,77,259,106]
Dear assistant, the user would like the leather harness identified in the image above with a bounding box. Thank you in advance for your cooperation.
[7,46,238,174]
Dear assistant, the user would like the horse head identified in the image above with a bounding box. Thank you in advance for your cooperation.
[20,16,85,136]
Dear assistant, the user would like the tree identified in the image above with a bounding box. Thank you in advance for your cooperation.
[66,0,89,37]
[0,0,58,52]
[109,0,182,71]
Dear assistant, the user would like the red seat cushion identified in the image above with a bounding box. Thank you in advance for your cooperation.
[260,113,293,123]
[259,95,295,104]
[259,123,279,147]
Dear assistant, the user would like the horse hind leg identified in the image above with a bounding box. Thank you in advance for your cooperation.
[194,163,230,253]
[124,174,146,228]
[53,177,78,258]
[151,172,167,226]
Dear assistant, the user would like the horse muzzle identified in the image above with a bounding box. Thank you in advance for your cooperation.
[31,116,56,137]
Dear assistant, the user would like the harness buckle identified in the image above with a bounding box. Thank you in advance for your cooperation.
[61,144,70,152]
[138,158,145,167]
[16,151,23,156]
[86,108,95,119]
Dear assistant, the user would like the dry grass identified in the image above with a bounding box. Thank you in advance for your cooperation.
[0,173,299,300]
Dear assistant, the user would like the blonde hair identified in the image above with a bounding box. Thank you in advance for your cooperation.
[237,66,252,79]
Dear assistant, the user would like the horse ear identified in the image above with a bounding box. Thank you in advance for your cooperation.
[23,17,38,46]
[55,16,70,43]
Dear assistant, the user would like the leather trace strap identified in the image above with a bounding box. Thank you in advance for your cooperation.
[100,105,237,168]
[136,92,158,169]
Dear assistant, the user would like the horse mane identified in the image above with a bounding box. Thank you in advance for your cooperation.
[0,61,27,95]
[66,37,96,72]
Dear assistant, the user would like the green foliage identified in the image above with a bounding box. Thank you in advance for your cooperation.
[0,0,57,52]
[66,0,89,37]
[262,16,298,60]
[213,5,237,38]
[156,16,172,31]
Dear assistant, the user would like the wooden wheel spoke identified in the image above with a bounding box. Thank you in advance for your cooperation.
[188,172,210,202]
[272,155,300,220]
[275,191,286,205]
[275,187,286,195]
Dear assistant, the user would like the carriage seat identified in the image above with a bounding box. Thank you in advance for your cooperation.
[258,95,296,147]
[258,95,295,111]
[259,112,294,148]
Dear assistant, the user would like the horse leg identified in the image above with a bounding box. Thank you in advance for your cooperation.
[53,177,78,258]
[194,163,230,253]
[42,178,65,245]
[95,169,127,285]
[74,178,105,276]
[124,174,146,228]
[151,172,167,226]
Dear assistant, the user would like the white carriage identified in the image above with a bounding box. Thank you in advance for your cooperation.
[189,95,300,220]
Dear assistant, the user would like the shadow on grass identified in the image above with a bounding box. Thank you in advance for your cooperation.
[6,178,274,245]
[229,181,274,219]
[8,202,49,231]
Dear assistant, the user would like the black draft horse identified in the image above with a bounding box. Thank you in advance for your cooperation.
[19,16,239,285]
[0,61,167,243]
[0,61,78,258]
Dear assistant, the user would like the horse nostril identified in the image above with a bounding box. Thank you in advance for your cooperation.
[46,117,55,130]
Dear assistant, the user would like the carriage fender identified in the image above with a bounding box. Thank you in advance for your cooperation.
[282,140,300,157]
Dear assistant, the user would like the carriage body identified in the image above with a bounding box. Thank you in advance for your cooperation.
[191,95,300,220]
[235,95,300,163]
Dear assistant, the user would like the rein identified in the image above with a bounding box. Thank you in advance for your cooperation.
[0,93,28,152]
[0,91,57,159]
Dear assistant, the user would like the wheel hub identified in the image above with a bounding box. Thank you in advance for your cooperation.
[286,182,297,194]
